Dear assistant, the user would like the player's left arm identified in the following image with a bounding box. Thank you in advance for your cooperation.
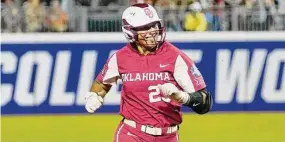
[175,53,212,114]
[159,83,212,114]
[158,53,212,114]
[173,88,212,115]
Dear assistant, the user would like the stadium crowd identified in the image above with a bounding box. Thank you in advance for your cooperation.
[1,0,69,32]
[1,0,285,32]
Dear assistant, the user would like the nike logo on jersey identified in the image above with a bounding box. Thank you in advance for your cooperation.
[193,103,200,107]
[160,64,170,68]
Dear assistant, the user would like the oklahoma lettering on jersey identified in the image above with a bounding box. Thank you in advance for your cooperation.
[96,41,206,127]
[121,72,170,82]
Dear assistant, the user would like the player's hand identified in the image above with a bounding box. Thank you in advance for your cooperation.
[158,83,189,104]
[157,83,180,97]
[85,92,104,113]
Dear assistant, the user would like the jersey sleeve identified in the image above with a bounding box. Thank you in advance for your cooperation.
[173,53,206,93]
[96,53,120,85]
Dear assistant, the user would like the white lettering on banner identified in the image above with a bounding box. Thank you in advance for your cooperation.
[2,47,283,108]
[49,51,75,106]
[216,49,267,104]
[14,51,52,106]
[1,52,17,106]
[76,51,98,105]
[104,50,121,105]
[262,49,285,103]
[182,50,203,63]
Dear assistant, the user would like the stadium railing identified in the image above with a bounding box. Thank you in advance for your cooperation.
[1,5,285,32]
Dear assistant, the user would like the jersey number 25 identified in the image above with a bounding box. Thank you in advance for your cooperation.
[148,85,171,103]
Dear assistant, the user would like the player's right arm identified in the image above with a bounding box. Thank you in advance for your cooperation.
[85,53,120,113]
[90,80,112,98]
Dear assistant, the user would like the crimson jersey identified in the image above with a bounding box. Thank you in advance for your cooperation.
[97,41,206,127]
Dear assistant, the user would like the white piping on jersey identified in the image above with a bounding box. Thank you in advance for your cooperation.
[176,133,179,142]
[116,124,124,142]
[174,55,195,93]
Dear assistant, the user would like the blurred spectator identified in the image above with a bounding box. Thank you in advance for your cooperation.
[143,0,155,5]
[22,0,46,32]
[129,0,174,7]
[200,0,215,9]
[184,1,208,31]
[205,7,222,31]
[75,0,92,6]
[98,0,118,6]
[47,0,68,32]
[1,0,284,32]
[277,0,285,30]
[237,0,266,31]
[278,0,285,14]
[238,0,283,31]
[199,0,222,31]
[164,2,182,31]
[265,0,284,30]
[213,0,233,31]
[1,0,22,32]
[129,0,157,6]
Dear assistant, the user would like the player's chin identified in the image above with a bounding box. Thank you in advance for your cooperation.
[144,46,156,52]
[144,43,158,50]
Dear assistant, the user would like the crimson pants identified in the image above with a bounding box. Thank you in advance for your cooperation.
[113,122,179,142]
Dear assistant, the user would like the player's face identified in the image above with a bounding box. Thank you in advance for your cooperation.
[136,24,160,50]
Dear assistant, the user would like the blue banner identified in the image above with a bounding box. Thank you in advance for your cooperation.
[1,41,285,114]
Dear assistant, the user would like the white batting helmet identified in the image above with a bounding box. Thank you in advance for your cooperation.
[121,3,165,44]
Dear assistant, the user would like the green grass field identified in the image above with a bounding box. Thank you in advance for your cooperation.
[2,113,285,142]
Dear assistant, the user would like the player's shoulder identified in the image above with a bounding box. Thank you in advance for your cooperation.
[163,40,194,63]
[163,41,187,57]
[114,44,132,55]
[107,44,130,58]
[163,41,179,51]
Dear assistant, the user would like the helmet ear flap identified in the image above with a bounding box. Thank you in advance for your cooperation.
[122,19,136,42]
[122,27,134,42]
[158,20,164,35]
[156,20,166,43]
[122,25,138,43]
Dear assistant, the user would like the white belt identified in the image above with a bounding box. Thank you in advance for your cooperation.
[123,119,178,136]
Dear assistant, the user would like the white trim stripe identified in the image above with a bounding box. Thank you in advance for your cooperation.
[116,124,124,142]
[2,32,285,44]
[176,133,179,142]
[174,55,195,93]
